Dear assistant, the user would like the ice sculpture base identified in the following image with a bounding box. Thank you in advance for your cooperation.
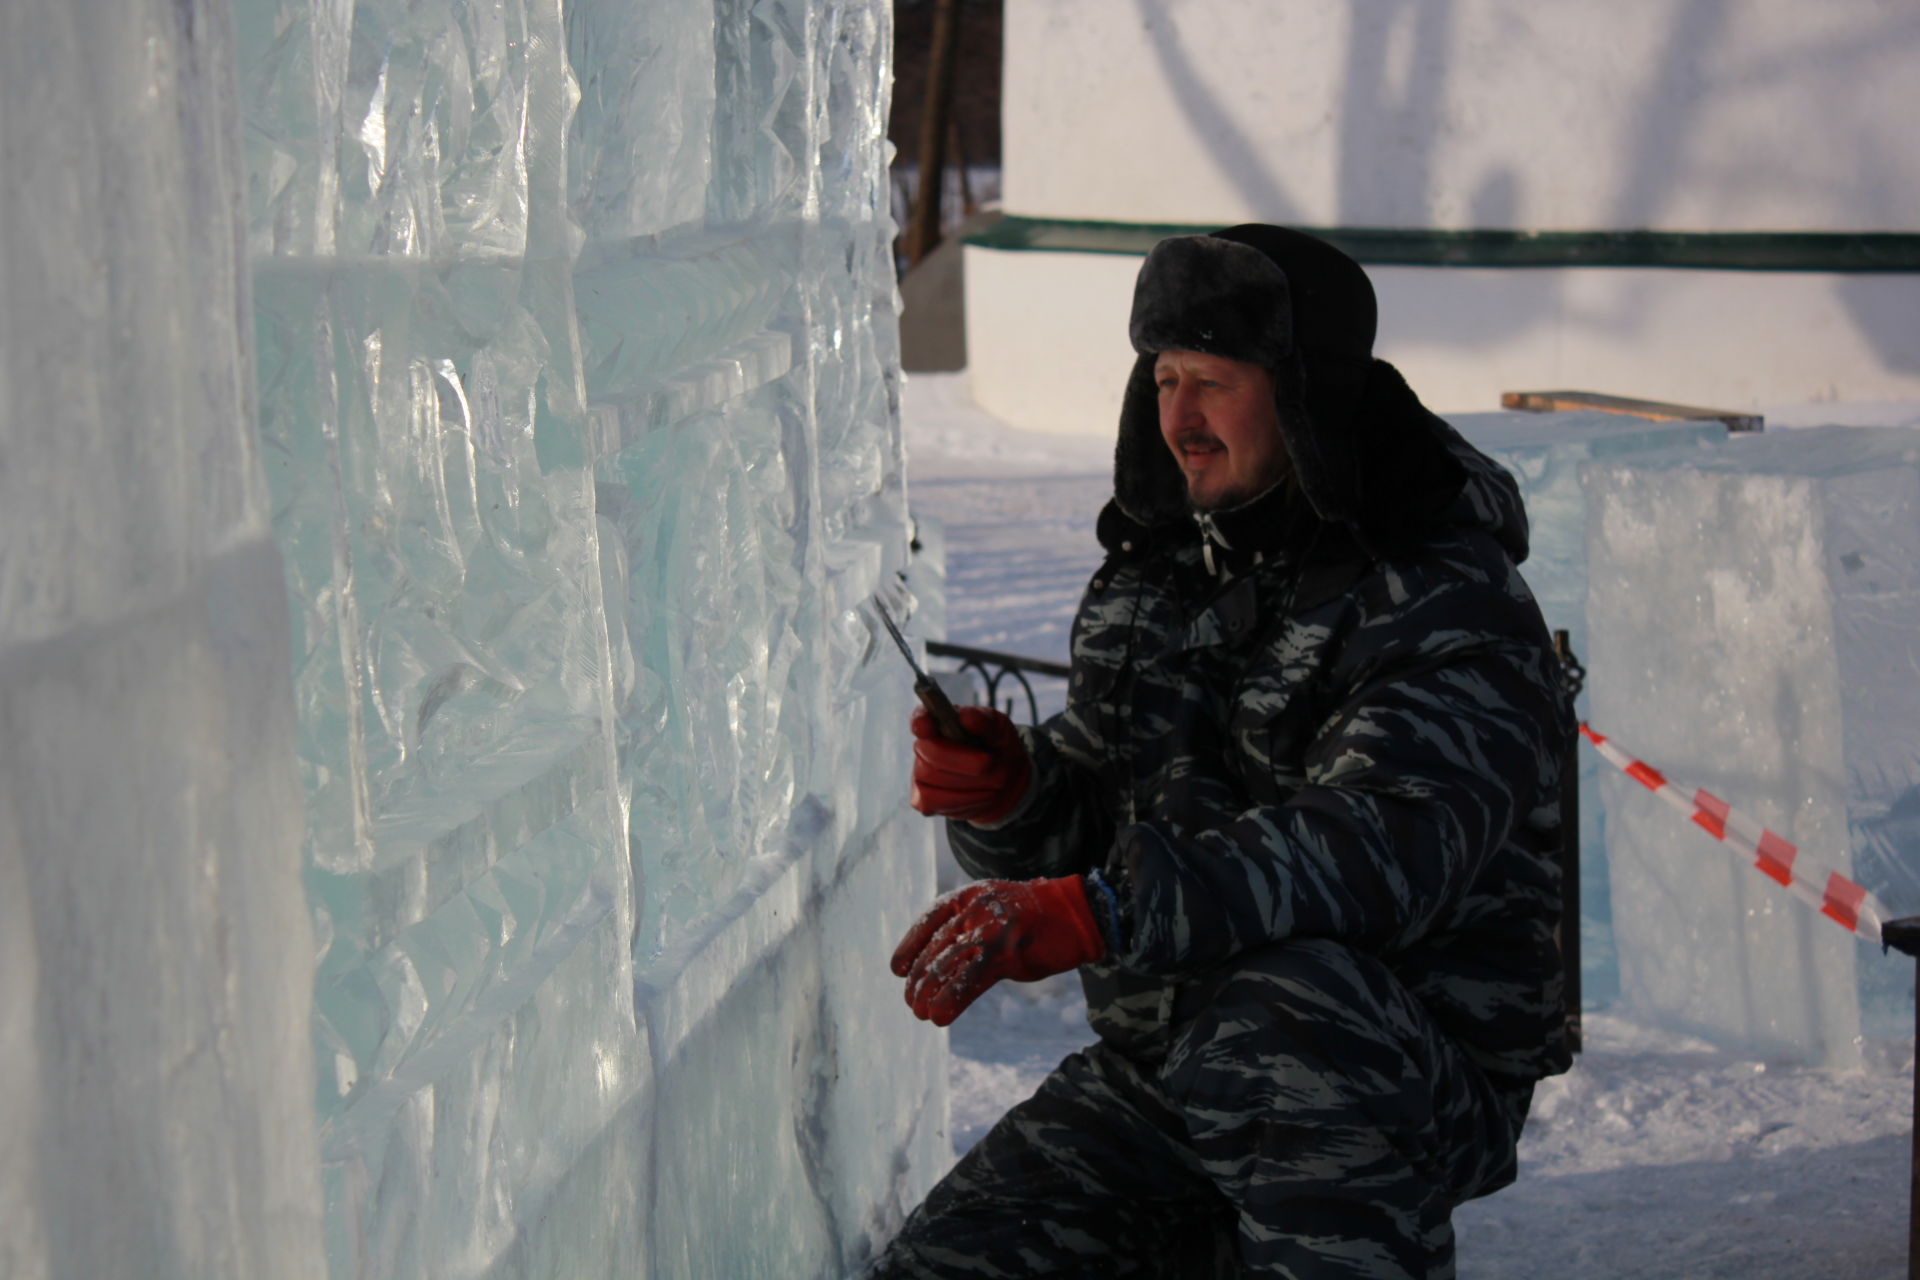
[468,807,948,1277]
[1585,427,1920,1066]
[1450,409,1732,1008]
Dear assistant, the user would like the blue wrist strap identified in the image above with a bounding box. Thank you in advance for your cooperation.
[1084,869,1124,953]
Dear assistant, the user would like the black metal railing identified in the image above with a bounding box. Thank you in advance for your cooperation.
[926,640,1070,726]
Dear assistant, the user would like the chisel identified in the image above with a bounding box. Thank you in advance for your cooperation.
[870,596,988,750]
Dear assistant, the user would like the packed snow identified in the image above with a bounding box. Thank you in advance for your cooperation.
[902,370,1918,1279]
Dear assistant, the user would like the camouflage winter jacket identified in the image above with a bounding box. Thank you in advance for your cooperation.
[948,361,1574,1091]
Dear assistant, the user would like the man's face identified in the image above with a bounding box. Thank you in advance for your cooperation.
[1154,349,1288,512]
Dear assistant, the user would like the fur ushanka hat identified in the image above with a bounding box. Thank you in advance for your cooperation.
[1113,224,1468,557]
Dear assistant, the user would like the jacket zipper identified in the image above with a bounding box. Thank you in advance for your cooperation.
[1194,511,1232,578]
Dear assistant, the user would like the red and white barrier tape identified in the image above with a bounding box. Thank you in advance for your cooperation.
[1580,723,1889,945]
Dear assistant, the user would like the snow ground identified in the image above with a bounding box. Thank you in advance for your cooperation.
[901,370,1918,1279]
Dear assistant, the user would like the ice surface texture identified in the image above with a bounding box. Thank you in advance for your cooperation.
[239,0,941,1274]
[1,3,326,1276]
[1451,411,1730,1007]
[1586,427,1920,1065]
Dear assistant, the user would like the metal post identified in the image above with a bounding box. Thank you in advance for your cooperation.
[905,0,962,267]
[1554,630,1586,1054]
[1879,917,1920,1280]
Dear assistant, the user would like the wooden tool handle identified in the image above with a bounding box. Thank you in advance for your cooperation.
[915,675,987,750]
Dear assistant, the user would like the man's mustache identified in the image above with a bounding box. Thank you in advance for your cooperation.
[1171,429,1222,450]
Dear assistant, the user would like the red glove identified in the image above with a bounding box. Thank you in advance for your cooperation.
[891,876,1106,1026]
[910,704,1030,824]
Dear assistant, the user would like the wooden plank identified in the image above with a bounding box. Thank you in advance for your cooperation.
[1500,389,1763,433]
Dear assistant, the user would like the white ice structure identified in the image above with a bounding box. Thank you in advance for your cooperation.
[1,4,326,1275]
[1586,427,1920,1067]
[6,1,944,1276]
[964,0,1920,434]
[1449,410,1731,1005]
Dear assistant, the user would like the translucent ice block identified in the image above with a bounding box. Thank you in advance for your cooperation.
[241,0,938,1272]
[1450,410,1731,1005]
[2,3,324,1275]
[251,253,638,1270]
[567,0,716,239]
[1450,411,1731,648]
[1585,427,1920,1064]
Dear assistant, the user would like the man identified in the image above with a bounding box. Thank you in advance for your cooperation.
[874,225,1571,1278]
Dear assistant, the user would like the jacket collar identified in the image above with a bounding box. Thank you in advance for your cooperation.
[1099,479,1317,567]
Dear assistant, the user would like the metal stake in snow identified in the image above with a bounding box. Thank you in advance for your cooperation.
[1876,918,1920,1280]
[1578,723,1890,945]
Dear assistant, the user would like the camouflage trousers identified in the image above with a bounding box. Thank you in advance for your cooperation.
[871,939,1528,1279]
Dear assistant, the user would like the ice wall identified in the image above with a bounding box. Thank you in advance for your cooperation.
[238,0,937,1275]
[1586,428,1920,1066]
[1450,410,1730,1006]
[0,3,325,1276]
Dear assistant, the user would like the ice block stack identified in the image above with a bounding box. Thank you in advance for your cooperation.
[239,2,640,1267]
[241,0,940,1274]
[1,4,325,1276]
[1586,427,1920,1066]
[1450,410,1730,1006]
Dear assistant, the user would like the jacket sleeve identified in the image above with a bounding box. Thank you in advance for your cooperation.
[1112,567,1568,978]
[944,714,1116,881]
